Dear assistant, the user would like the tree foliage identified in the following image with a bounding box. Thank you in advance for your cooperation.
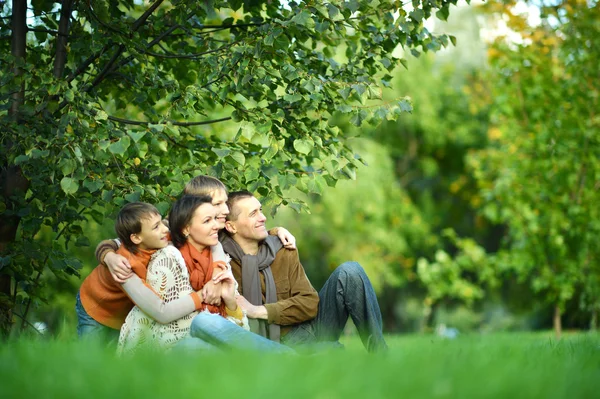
[0,0,464,334]
[470,0,600,336]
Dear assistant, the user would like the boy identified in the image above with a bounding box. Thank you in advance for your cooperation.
[76,202,210,340]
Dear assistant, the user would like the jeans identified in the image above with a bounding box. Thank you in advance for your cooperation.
[283,261,388,353]
[75,291,120,342]
[188,312,295,354]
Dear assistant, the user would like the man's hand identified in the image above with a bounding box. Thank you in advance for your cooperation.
[201,280,222,306]
[235,295,268,320]
[104,252,133,283]
[277,227,297,250]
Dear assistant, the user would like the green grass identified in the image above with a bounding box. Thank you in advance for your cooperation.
[1,332,599,398]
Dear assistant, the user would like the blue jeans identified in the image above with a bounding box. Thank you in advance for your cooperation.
[75,291,119,342]
[188,312,295,354]
[283,261,388,353]
[191,262,388,353]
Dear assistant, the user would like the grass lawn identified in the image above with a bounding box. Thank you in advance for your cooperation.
[1,332,598,398]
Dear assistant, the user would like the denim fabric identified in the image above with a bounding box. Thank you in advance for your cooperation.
[75,291,119,342]
[283,261,388,353]
[189,312,295,354]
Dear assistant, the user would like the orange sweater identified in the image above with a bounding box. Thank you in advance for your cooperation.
[79,246,155,329]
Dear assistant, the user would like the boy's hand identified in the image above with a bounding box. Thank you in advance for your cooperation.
[104,252,133,283]
[277,227,297,250]
[201,280,222,306]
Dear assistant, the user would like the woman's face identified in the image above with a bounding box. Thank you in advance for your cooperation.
[210,188,229,229]
[184,203,220,251]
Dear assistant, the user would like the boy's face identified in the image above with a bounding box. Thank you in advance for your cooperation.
[133,213,169,251]
[210,188,229,229]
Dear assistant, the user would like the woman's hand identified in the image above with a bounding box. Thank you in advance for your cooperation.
[276,227,297,250]
[212,270,237,310]
[104,252,133,283]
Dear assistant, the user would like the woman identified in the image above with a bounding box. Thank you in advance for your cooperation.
[118,195,246,354]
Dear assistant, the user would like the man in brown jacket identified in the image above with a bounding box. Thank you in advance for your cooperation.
[216,191,388,352]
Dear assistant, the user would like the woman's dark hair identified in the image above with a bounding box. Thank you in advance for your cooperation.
[169,194,213,248]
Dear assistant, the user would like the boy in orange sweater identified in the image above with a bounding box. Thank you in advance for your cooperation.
[75,202,210,340]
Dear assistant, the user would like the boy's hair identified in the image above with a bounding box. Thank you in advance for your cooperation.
[184,175,227,197]
[169,194,213,248]
[226,190,255,222]
[115,202,161,254]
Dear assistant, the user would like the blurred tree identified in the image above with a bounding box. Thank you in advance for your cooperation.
[470,0,600,338]
[0,0,465,335]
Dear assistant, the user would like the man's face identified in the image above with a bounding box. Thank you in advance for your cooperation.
[211,188,229,229]
[228,196,268,243]
[134,213,169,251]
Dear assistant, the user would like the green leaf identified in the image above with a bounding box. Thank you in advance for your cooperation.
[108,136,131,156]
[399,98,413,113]
[212,148,231,158]
[60,177,79,195]
[449,35,457,46]
[124,191,142,203]
[95,110,108,121]
[436,6,450,21]
[291,10,312,27]
[59,158,77,175]
[230,151,246,166]
[327,4,340,19]
[127,131,147,143]
[83,179,104,193]
[293,139,313,155]
[284,93,303,103]
[14,154,29,165]
[75,236,90,247]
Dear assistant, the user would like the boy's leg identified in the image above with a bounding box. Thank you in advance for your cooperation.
[190,312,294,354]
[75,291,119,343]
[313,261,388,352]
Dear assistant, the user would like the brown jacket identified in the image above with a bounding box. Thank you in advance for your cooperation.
[229,249,319,337]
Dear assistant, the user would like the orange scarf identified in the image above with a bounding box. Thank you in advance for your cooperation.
[115,246,155,280]
[179,242,226,317]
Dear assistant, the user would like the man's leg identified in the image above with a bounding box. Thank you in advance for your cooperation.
[313,261,388,352]
[190,312,295,354]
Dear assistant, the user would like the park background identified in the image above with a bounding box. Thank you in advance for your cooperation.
[1,0,599,341]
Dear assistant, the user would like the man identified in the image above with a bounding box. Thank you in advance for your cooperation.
[219,191,388,352]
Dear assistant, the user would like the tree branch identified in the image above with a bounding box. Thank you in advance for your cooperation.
[87,0,126,35]
[142,40,239,59]
[66,0,164,88]
[107,115,231,127]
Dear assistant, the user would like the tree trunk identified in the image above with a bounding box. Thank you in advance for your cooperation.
[53,0,74,78]
[1,0,28,338]
[553,304,562,340]
[591,309,598,331]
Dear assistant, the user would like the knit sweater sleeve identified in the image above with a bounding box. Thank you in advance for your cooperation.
[121,248,203,325]
[263,250,319,326]
[95,239,120,265]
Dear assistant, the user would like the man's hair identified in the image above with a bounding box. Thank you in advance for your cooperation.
[115,202,161,254]
[184,175,227,197]
[226,190,255,222]
[169,194,213,248]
